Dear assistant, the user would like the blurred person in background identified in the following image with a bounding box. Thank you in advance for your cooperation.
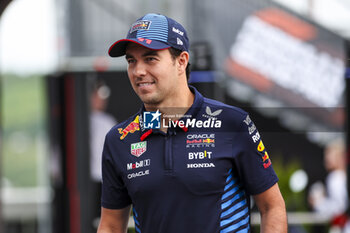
[97,13,287,233]
[90,80,118,182]
[89,79,117,229]
[309,138,348,232]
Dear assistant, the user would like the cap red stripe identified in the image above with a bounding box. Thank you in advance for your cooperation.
[108,38,170,57]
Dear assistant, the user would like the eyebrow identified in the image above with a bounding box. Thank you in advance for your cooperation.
[125,50,160,60]
[142,50,159,57]
[125,54,133,60]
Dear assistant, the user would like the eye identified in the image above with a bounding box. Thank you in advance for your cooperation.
[126,58,136,64]
[145,57,157,62]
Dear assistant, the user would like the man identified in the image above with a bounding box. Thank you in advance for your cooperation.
[98,13,287,233]
[90,80,117,182]
[309,138,348,232]
[89,80,117,230]
[309,138,347,217]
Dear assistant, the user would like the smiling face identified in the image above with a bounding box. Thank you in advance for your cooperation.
[125,43,186,109]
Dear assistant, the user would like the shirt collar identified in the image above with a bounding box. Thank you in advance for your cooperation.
[139,85,204,141]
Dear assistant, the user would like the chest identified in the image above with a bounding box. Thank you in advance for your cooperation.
[116,132,236,200]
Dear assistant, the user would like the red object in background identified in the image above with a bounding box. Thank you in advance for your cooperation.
[331,214,348,228]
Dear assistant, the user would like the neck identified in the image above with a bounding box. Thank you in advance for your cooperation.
[145,85,194,132]
[145,86,194,115]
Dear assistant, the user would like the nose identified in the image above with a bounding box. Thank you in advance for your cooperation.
[132,61,147,77]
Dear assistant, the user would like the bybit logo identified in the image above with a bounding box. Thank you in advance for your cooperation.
[188,150,212,160]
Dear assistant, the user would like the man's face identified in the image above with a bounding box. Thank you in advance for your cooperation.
[125,43,179,107]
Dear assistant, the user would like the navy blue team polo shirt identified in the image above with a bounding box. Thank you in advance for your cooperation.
[101,86,278,233]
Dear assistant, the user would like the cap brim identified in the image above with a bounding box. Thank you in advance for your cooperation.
[108,39,171,57]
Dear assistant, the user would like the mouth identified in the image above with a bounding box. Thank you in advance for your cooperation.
[136,81,155,87]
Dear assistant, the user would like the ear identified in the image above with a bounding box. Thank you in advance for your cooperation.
[177,51,189,75]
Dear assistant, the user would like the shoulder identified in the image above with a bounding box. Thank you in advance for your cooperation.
[105,112,140,142]
[115,112,139,129]
[328,170,346,181]
[202,97,248,124]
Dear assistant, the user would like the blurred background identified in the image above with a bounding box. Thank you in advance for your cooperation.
[0,0,349,232]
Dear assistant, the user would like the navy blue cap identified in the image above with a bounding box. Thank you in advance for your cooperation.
[108,13,189,57]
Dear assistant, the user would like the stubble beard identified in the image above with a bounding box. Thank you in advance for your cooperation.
[139,91,163,107]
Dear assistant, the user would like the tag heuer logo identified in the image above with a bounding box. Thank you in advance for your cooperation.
[131,141,147,157]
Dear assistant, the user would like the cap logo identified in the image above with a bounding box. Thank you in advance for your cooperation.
[130,20,151,33]
[172,27,184,36]
[109,14,189,57]
[138,38,152,44]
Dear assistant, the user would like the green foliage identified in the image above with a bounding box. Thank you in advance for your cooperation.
[2,74,46,131]
[272,157,308,211]
[1,74,46,187]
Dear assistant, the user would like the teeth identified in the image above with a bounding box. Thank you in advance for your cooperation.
[139,83,153,87]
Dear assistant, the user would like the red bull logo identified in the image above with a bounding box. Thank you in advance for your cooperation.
[262,151,271,169]
[263,159,272,169]
[203,138,215,144]
[257,140,265,152]
[262,151,269,162]
[187,139,202,144]
[118,116,140,140]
